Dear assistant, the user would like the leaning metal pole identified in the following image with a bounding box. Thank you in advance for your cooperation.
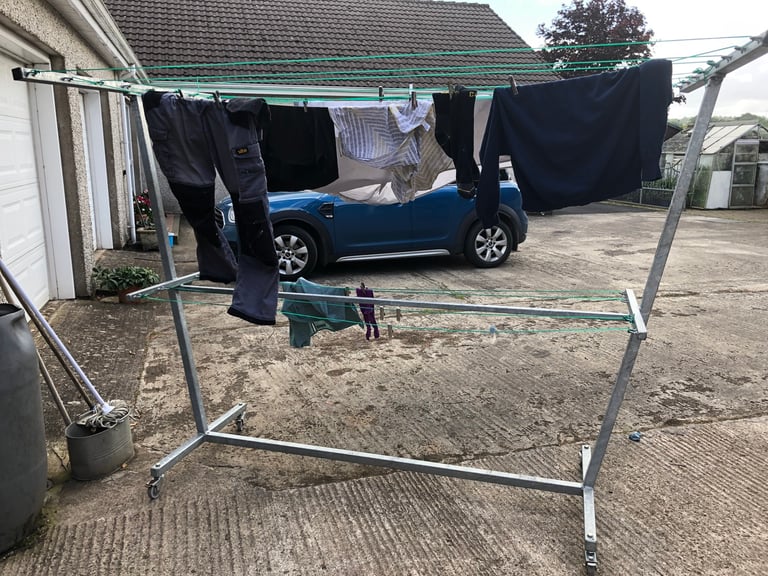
[576,75,725,574]
[584,74,724,489]
[129,96,210,436]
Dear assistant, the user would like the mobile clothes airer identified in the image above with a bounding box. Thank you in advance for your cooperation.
[0,258,129,430]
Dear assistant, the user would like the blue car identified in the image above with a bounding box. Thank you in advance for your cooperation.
[215,182,528,281]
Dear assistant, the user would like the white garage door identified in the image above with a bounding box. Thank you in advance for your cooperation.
[0,50,50,308]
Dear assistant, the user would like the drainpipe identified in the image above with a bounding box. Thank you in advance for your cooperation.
[120,65,137,244]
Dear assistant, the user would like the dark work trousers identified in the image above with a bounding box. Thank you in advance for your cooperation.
[143,92,238,284]
[206,98,279,325]
[433,87,480,198]
[143,93,279,325]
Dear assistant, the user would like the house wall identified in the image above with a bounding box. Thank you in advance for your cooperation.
[0,0,130,298]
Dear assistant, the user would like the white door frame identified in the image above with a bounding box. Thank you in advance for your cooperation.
[80,89,113,249]
[0,27,75,299]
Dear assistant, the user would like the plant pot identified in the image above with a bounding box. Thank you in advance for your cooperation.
[136,227,159,251]
[117,286,142,304]
[65,414,134,481]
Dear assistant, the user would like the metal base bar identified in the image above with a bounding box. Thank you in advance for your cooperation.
[205,428,583,494]
[150,403,247,479]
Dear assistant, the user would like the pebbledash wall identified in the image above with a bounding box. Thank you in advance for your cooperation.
[0,0,141,304]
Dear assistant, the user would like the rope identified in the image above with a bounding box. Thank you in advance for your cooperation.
[148,55,730,85]
[76,402,131,432]
[370,286,625,298]
[57,36,750,75]
[139,291,635,338]
[135,56,738,87]
[142,290,632,316]
[281,310,631,335]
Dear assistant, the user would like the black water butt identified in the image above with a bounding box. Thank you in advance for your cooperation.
[0,303,47,553]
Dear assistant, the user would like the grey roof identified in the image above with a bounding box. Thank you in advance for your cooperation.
[103,0,555,90]
[663,122,768,155]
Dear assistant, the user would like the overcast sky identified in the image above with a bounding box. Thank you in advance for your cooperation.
[464,0,768,119]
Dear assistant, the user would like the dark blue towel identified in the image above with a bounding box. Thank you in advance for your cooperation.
[476,59,673,226]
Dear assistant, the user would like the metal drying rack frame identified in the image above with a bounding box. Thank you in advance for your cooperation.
[13,32,767,572]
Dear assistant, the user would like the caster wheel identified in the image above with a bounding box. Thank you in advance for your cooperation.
[585,551,598,575]
[147,477,163,500]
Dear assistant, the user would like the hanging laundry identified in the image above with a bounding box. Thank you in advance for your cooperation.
[259,104,339,192]
[432,86,480,199]
[143,92,279,325]
[298,98,493,205]
[355,282,379,340]
[143,91,239,284]
[476,59,674,228]
[280,278,362,347]
[330,100,431,168]
[324,101,453,203]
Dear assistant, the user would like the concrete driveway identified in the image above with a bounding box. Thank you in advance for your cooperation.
[2,203,766,575]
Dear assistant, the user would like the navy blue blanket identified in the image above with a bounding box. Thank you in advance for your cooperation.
[476,59,673,226]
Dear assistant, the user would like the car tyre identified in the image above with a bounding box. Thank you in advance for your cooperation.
[274,224,318,281]
[463,220,513,268]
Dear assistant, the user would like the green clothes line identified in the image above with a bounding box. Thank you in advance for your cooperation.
[54,36,750,90]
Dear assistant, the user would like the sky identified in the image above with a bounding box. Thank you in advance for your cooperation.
[463,0,768,119]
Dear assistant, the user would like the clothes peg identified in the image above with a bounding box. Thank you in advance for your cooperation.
[448,83,455,98]
[303,99,308,112]
[378,85,384,102]
[410,91,417,108]
[213,90,221,103]
[508,76,518,95]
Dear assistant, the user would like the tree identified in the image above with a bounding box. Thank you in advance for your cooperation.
[537,0,653,78]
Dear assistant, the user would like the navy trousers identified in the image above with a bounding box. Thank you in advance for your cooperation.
[433,86,480,198]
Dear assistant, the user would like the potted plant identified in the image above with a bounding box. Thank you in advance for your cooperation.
[133,189,158,250]
[92,265,160,303]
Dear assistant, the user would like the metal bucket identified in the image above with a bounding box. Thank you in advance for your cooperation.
[65,414,134,481]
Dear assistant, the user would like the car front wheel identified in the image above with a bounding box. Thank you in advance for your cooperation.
[273,225,318,281]
[463,220,513,268]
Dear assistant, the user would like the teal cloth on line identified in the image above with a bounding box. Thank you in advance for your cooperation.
[280,278,363,347]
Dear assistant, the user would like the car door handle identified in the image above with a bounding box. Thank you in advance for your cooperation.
[318,202,334,219]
